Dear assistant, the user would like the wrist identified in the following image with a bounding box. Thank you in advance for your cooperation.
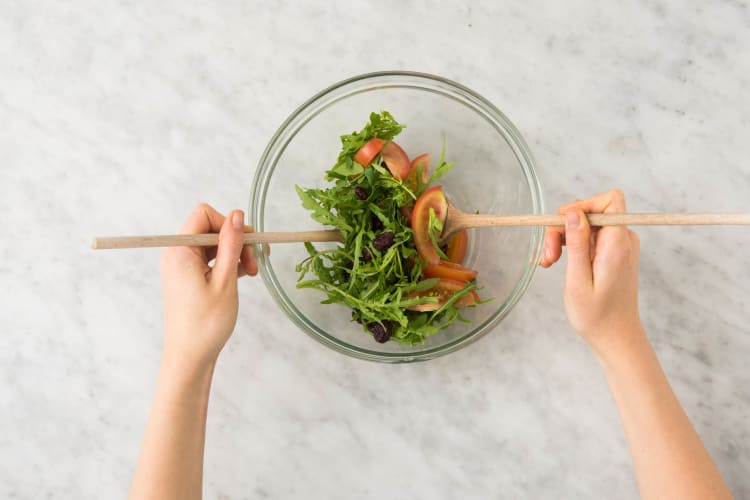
[588,321,648,367]
[162,328,223,376]
[158,353,216,402]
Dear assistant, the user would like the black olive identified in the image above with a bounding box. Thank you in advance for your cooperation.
[361,248,372,262]
[354,186,369,200]
[372,232,395,251]
[371,216,384,231]
[367,321,393,343]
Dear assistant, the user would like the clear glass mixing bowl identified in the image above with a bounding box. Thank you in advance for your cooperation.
[250,71,544,362]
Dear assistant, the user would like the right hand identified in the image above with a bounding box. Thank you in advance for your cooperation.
[539,189,643,353]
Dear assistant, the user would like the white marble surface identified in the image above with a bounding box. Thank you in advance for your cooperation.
[2,1,749,498]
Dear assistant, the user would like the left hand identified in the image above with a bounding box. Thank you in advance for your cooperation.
[159,203,258,370]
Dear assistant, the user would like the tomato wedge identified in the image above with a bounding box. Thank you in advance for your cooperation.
[423,260,478,282]
[412,186,448,265]
[381,141,411,180]
[404,278,478,311]
[445,229,468,264]
[353,138,385,167]
[457,290,480,307]
[405,153,430,190]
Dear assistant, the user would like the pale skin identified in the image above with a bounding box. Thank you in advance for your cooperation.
[539,189,732,499]
[129,204,258,500]
[129,192,732,499]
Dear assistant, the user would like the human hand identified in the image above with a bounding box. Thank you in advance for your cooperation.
[539,190,642,354]
[160,203,258,370]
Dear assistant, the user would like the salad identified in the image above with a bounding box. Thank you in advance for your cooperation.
[295,111,486,345]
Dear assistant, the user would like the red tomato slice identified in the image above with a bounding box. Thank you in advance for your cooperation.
[445,229,468,264]
[406,153,430,190]
[381,141,411,180]
[412,186,448,265]
[353,138,384,167]
[456,290,480,307]
[405,278,478,311]
[423,260,478,282]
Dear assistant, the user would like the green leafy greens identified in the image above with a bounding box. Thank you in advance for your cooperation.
[295,111,477,345]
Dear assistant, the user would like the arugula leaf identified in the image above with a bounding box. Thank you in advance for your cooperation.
[416,138,455,196]
[427,208,449,261]
[327,111,405,181]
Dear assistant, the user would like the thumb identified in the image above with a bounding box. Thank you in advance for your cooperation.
[564,209,593,287]
[213,210,245,286]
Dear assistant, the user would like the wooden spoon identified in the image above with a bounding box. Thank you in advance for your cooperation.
[440,202,750,241]
[92,208,750,250]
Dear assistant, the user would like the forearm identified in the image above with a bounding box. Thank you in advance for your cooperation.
[129,357,215,500]
[595,327,731,500]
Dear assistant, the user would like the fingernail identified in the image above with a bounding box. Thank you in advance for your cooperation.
[544,247,551,261]
[232,211,244,229]
[566,211,580,228]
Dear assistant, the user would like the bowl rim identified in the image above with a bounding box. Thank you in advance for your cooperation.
[250,70,544,363]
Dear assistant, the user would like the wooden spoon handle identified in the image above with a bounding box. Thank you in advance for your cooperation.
[464,213,750,227]
[92,213,750,249]
[91,229,343,249]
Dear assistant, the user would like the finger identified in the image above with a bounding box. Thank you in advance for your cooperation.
[240,225,258,277]
[212,210,245,286]
[558,189,626,215]
[240,249,258,276]
[539,226,565,268]
[206,227,252,264]
[181,202,227,234]
[541,218,601,266]
[564,209,593,287]
[180,203,227,263]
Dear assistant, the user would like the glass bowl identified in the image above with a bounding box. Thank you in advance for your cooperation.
[250,71,544,362]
